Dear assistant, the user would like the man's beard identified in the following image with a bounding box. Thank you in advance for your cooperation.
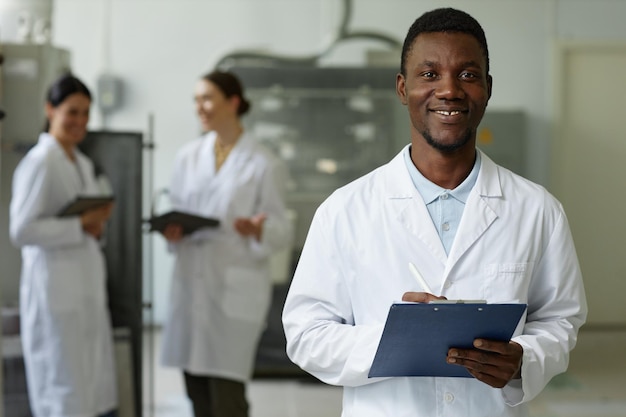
[422,128,474,153]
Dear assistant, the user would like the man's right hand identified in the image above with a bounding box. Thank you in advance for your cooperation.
[401,292,448,303]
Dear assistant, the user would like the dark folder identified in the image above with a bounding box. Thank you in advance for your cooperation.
[58,196,114,217]
[368,302,527,378]
[148,211,220,235]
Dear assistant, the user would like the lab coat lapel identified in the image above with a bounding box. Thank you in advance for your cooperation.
[385,150,448,266]
[214,133,252,182]
[76,152,97,193]
[197,132,218,184]
[39,133,84,195]
[444,150,501,275]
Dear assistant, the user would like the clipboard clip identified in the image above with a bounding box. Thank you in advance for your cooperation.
[429,299,487,304]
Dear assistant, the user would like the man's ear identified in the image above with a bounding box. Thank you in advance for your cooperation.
[487,74,493,100]
[396,73,408,105]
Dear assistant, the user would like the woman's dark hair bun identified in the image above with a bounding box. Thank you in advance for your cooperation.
[202,70,251,116]
[238,97,251,116]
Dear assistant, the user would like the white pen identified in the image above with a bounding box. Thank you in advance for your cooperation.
[408,262,434,294]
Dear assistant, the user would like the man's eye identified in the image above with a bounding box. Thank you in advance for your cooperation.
[421,72,436,78]
[460,72,477,79]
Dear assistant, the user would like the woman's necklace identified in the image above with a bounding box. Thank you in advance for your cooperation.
[214,139,237,172]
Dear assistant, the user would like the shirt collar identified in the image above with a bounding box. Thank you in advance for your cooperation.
[403,146,481,204]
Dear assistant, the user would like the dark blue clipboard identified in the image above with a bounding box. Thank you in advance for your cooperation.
[368,303,527,378]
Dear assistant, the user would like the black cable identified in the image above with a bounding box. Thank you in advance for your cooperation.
[215,0,400,70]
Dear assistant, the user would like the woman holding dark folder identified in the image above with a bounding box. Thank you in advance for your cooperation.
[159,70,292,417]
[9,73,118,417]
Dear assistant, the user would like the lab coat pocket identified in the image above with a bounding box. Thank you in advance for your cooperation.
[230,175,259,217]
[483,263,532,303]
[221,267,271,322]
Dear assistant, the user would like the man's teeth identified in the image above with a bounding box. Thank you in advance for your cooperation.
[436,110,461,116]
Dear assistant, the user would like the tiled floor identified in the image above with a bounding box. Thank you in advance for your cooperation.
[143,329,626,417]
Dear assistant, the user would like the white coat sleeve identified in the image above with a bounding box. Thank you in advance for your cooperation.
[248,156,293,258]
[10,155,84,249]
[502,209,587,405]
[282,204,386,387]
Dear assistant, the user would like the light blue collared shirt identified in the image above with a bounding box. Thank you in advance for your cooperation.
[403,147,481,255]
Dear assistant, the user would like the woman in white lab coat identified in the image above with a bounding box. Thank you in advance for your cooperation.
[160,70,292,417]
[10,74,118,417]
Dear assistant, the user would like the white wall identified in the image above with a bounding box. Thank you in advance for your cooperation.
[40,0,626,324]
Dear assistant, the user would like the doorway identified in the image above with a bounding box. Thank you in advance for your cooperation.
[552,42,626,327]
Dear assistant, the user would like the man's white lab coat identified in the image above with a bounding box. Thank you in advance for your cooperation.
[283,147,587,417]
[10,133,117,417]
[161,131,292,381]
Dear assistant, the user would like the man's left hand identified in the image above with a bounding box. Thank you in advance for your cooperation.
[447,339,523,388]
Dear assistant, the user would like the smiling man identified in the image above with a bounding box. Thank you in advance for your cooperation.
[282,7,587,417]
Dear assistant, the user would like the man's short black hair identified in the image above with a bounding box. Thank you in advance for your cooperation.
[400,8,489,76]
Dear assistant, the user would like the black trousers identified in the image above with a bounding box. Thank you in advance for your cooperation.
[183,372,249,417]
